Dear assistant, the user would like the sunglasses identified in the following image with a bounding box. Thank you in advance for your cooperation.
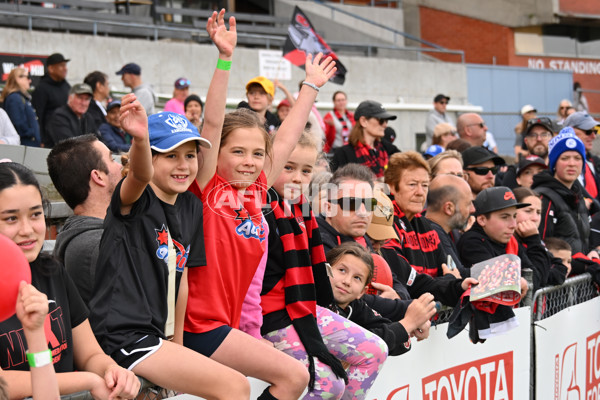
[466,166,498,175]
[177,79,191,87]
[331,197,378,212]
[584,129,597,136]
[442,131,458,136]
[467,122,486,129]
[438,101,448,105]
[370,117,388,125]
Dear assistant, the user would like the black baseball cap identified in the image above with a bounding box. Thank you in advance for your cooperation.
[525,117,554,135]
[106,100,121,112]
[46,53,69,66]
[461,146,504,168]
[516,155,547,176]
[354,100,397,121]
[434,94,450,103]
[474,186,530,216]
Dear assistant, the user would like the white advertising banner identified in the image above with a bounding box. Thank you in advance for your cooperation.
[258,50,292,80]
[535,297,600,400]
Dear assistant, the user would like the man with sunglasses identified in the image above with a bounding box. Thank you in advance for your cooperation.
[425,94,454,148]
[317,163,472,308]
[457,113,487,147]
[565,112,600,202]
[462,146,505,199]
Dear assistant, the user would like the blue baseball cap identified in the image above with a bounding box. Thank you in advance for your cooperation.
[116,63,141,75]
[425,144,444,158]
[148,112,211,152]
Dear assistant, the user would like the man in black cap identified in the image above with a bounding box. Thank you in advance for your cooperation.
[522,117,554,163]
[46,83,97,147]
[461,146,505,199]
[457,186,550,292]
[425,94,454,148]
[31,52,71,147]
[116,63,156,115]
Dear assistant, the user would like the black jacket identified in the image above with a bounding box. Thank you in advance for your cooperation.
[330,140,400,173]
[87,100,106,131]
[531,170,591,255]
[457,222,550,291]
[31,74,70,146]
[46,105,98,148]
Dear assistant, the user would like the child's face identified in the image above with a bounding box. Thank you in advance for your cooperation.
[553,249,572,275]
[330,254,370,309]
[516,196,541,227]
[0,184,45,262]
[246,84,271,113]
[477,206,517,244]
[217,127,266,189]
[151,141,198,204]
[272,145,317,201]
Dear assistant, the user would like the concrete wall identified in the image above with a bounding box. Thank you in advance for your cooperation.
[0,26,469,151]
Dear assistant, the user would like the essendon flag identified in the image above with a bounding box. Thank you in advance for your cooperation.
[282,6,347,85]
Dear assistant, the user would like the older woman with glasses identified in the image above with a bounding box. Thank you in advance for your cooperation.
[331,100,400,179]
[428,150,468,181]
[0,67,41,146]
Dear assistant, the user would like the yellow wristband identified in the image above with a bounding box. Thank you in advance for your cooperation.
[216,59,232,71]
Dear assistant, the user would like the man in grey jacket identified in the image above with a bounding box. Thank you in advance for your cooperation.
[47,134,122,304]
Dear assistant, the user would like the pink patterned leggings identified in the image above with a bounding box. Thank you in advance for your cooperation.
[264,306,388,400]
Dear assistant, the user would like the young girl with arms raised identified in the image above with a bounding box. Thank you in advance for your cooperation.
[259,131,390,399]
[88,10,250,400]
[185,15,337,398]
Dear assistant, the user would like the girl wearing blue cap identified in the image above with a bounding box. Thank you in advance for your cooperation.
[88,10,250,399]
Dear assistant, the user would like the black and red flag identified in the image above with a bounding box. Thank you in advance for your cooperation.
[282,6,347,85]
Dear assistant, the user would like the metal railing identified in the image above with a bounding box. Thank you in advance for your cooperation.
[531,272,598,321]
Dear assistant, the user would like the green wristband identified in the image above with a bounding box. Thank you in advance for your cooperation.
[216,59,232,71]
[26,349,53,368]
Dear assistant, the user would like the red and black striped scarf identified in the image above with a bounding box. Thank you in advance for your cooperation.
[354,140,389,178]
[263,189,347,388]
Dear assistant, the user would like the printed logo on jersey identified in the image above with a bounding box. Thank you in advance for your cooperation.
[234,208,266,242]
[0,301,67,369]
[206,180,275,219]
[155,225,190,272]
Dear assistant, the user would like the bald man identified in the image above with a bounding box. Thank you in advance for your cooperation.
[425,174,475,277]
[457,113,487,147]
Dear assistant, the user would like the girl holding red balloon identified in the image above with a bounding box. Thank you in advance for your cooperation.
[0,162,140,399]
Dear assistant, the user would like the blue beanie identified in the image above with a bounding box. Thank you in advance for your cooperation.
[548,127,586,173]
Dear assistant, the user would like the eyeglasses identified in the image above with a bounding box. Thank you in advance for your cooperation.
[331,197,378,212]
[525,132,552,140]
[465,166,498,175]
[371,118,388,125]
[467,122,486,129]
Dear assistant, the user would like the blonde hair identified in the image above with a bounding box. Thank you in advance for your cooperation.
[0,67,27,103]
[432,122,455,146]
[384,151,430,191]
[428,150,463,177]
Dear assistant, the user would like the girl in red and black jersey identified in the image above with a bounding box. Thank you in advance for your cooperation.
[185,30,338,399]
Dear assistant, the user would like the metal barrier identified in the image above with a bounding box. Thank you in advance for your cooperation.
[531,272,598,321]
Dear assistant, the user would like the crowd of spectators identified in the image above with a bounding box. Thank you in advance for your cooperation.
[1,13,600,399]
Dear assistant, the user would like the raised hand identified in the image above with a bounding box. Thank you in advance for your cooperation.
[206,9,237,58]
[119,93,148,141]
[370,282,400,299]
[516,220,538,238]
[15,282,48,332]
[304,53,337,89]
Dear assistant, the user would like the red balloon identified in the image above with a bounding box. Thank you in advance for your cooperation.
[0,234,32,322]
[365,253,394,295]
